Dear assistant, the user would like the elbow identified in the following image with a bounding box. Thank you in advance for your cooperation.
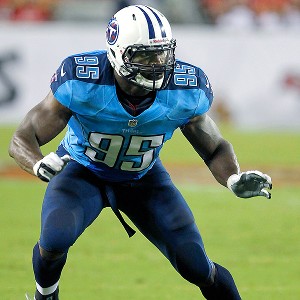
[8,134,18,159]
[8,131,27,160]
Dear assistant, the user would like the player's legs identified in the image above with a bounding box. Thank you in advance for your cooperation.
[116,165,214,286]
[32,160,106,299]
[116,159,241,299]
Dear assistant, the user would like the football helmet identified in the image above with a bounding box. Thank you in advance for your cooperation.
[106,5,176,90]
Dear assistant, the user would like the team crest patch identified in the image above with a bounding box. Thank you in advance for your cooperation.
[106,17,119,45]
[128,119,138,127]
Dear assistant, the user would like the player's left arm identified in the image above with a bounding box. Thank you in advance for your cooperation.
[181,113,272,199]
[181,114,238,187]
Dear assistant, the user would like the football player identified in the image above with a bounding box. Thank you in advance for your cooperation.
[9,5,272,300]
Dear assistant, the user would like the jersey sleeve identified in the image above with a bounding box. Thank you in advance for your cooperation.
[193,68,214,116]
[50,56,73,108]
[164,61,214,125]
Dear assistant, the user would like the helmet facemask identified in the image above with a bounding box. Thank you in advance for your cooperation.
[120,40,176,91]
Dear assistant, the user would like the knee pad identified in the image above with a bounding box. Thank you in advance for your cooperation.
[40,208,81,252]
[175,242,213,287]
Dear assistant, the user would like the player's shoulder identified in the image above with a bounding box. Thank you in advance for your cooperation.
[168,59,213,95]
[51,49,113,92]
[64,50,107,66]
[164,59,213,104]
[61,50,111,80]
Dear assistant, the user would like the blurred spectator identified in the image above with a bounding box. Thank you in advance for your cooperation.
[199,0,256,27]
[199,0,229,24]
[10,0,57,21]
[0,0,11,20]
[215,0,256,29]
[249,0,288,29]
[199,0,300,28]
[282,0,300,27]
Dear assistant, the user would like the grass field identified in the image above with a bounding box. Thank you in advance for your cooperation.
[0,125,299,299]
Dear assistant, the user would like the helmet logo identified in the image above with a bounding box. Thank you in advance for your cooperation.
[106,17,119,45]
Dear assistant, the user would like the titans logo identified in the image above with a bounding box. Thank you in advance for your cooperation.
[106,18,119,45]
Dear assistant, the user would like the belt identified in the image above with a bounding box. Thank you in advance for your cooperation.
[104,185,136,238]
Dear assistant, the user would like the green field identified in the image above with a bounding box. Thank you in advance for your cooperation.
[1,125,299,299]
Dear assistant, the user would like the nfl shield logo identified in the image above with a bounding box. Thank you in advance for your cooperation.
[128,119,138,127]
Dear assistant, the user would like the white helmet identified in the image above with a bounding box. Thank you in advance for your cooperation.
[106,5,176,90]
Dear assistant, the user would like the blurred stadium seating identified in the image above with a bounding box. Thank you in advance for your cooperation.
[0,0,299,27]
[0,0,205,23]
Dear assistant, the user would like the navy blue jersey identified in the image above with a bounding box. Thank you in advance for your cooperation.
[50,50,213,182]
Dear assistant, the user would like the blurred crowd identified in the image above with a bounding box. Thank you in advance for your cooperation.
[0,0,300,28]
[0,0,57,21]
[201,0,300,29]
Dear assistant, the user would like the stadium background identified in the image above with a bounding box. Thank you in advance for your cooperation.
[0,0,299,299]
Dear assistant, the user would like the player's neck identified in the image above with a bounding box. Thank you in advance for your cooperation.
[114,71,152,97]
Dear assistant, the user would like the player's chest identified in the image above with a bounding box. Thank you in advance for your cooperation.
[76,97,175,136]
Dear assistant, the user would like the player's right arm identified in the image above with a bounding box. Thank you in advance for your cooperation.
[8,90,72,177]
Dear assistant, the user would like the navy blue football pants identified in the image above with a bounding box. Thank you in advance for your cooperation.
[37,156,214,288]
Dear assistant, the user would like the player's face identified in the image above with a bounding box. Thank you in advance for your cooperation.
[132,50,168,65]
[131,50,170,80]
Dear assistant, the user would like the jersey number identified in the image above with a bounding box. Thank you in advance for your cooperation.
[85,133,164,172]
[174,64,197,87]
[75,56,100,79]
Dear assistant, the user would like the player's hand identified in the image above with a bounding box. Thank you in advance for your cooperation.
[227,170,272,199]
[33,152,71,182]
